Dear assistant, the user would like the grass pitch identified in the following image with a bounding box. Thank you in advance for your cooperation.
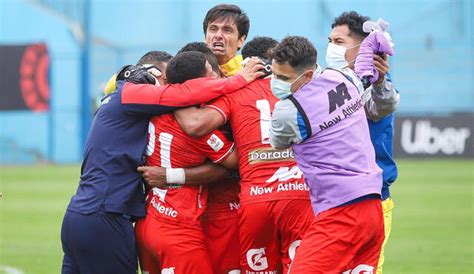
[0,160,473,273]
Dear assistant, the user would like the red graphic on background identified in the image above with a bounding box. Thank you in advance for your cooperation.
[20,43,50,112]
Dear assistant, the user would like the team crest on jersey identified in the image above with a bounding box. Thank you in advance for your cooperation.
[207,134,224,152]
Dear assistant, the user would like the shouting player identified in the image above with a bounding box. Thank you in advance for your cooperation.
[203,4,249,76]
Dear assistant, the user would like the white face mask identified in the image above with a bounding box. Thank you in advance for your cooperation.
[325,43,360,69]
[270,72,306,100]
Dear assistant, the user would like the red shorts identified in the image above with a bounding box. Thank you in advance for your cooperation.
[135,216,212,274]
[238,199,313,274]
[202,210,240,274]
[289,198,385,274]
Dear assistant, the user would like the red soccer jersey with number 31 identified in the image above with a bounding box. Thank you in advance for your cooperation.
[144,114,234,227]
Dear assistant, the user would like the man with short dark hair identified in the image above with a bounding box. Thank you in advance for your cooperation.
[269,36,384,273]
[134,51,239,274]
[178,42,242,274]
[203,4,249,76]
[328,11,399,273]
[178,42,223,77]
[241,36,277,61]
[165,51,214,84]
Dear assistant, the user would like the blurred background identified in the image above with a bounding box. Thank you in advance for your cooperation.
[0,0,473,273]
[0,0,472,163]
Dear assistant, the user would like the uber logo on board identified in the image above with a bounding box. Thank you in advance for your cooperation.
[401,120,470,155]
[394,115,474,158]
[328,82,351,113]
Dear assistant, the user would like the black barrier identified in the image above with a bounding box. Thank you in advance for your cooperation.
[0,43,50,112]
[394,114,474,158]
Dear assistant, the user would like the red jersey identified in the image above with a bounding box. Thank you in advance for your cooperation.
[205,172,241,218]
[145,114,234,227]
[204,124,240,218]
[206,78,310,205]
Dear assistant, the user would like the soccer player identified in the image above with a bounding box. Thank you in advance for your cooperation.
[173,36,314,273]
[268,36,384,273]
[203,4,249,76]
[135,51,238,274]
[178,42,242,274]
[327,11,399,273]
[60,53,264,273]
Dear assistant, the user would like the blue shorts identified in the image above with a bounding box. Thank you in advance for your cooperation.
[61,210,138,274]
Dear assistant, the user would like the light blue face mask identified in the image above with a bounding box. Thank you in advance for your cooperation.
[270,72,306,100]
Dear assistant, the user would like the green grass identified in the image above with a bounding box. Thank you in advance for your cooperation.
[0,160,473,273]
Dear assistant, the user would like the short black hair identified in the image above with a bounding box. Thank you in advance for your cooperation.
[178,42,219,74]
[203,4,250,39]
[272,36,317,73]
[136,51,173,66]
[241,36,278,60]
[331,11,370,40]
[166,51,208,84]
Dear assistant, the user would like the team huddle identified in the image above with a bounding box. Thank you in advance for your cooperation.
[60,4,399,274]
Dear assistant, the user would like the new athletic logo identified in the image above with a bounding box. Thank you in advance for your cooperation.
[343,264,374,274]
[246,248,269,271]
[328,82,351,113]
[249,166,308,196]
[265,166,302,183]
[150,196,178,218]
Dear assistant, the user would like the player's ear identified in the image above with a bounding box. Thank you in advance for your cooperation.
[237,34,247,50]
[304,70,314,84]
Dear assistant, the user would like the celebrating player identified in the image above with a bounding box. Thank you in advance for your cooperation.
[173,36,314,273]
[327,11,399,273]
[60,52,264,273]
[135,51,238,274]
[204,4,249,76]
[268,36,384,273]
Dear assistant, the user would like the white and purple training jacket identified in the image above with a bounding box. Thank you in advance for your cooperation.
[269,68,382,215]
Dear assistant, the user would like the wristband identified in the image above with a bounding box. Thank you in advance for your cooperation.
[166,168,186,185]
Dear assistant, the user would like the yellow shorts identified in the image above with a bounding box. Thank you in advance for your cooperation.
[377,197,395,274]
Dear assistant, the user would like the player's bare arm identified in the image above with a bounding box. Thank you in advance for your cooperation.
[174,107,224,137]
[138,161,228,188]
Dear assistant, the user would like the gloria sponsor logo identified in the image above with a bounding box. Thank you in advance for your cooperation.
[248,147,295,164]
[401,120,471,155]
